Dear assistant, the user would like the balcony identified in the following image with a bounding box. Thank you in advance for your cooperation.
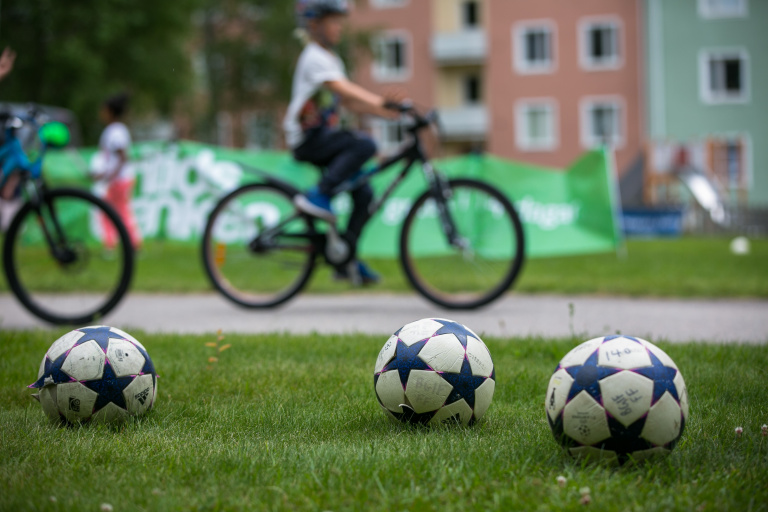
[431,30,487,65]
[437,105,488,141]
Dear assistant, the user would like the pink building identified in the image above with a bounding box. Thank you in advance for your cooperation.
[348,0,644,174]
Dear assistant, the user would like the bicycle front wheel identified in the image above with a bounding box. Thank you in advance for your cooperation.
[202,183,317,308]
[3,187,134,325]
[400,178,525,309]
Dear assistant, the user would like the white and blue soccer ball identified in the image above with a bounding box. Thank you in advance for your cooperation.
[374,318,495,426]
[29,326,158,425]
[546,335,689,464]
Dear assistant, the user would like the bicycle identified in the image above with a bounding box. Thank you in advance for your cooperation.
[0,106,134,325]
[202,104,525,310]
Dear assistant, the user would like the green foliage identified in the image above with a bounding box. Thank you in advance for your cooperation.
[0,0,199,143]
[0,330,766,511]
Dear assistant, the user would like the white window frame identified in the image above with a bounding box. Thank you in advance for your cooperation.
[370,0,408,9]
[514,98,559,152]
[371,30,412,83]
[699,48,751,105]
[512,20,557,75]
[370,118,406,156]
[578,16,624,71]
[698,0,748,19]
[579,96,626,149]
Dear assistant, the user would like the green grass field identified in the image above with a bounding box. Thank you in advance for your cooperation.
[1,330,766,511]
[2,237,767,298]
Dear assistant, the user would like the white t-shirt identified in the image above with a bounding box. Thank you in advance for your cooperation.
[94,122,133,181]
[283,42,347,148]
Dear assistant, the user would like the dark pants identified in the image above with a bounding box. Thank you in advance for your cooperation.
[293,128,376,244]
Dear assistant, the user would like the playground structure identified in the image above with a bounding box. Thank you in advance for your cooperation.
[638,135,763,233]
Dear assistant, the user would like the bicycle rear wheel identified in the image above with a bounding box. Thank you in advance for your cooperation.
[400,178,525,309]
[202,183,317,308]
[3,187,134,325]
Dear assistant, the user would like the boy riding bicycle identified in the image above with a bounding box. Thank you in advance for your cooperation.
[285,0,403,284]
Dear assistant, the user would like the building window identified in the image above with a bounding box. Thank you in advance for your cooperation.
[370,0,408,9]
[370,119,405,156]
[580,97,624,149]
[579,17,623,70]
[515,100,558,151]
[463,74,481,105]
[698,0,748,18]
[461,1,479,29]
[513,21,556,75]
[699,49,750,104]
[372,32,410,82]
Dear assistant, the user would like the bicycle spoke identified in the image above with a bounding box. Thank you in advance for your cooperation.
[401,179,525,309]
[203,184,316,307]
[4,188,133,324]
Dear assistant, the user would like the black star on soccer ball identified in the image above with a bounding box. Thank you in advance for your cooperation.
[389,404,437,425]
[82,360,135,412]
[564,350,621,402]
[382,338,430,388]
[77,326,120,352]
[631,350,680,404]
[440,357,487,409]
[433,319,476,348]
[28,352,75,389]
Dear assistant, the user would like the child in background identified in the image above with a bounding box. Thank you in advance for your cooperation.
[285,0,404,284]
[93,93,142,251]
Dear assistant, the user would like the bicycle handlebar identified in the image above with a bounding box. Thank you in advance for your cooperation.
[384,100,441,134]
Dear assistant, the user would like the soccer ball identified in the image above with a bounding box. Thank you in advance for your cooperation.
[29,326,158,425]
[546,335,689,464]
[373,318,495,426]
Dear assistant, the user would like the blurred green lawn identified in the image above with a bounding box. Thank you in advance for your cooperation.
[129,237,768,297]
[1,237,766,297]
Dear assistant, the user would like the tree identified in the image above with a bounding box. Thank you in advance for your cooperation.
[0,0,199,143]
[195,0,372,147]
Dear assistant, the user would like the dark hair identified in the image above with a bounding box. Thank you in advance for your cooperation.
[104,92,130,118]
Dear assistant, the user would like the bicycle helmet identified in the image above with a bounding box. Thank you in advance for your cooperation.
[296,0,349,28]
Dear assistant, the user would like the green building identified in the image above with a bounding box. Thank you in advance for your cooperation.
[645,0,768,207]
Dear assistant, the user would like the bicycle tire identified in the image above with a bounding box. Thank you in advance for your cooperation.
[202,182,317,308]
[400,178,525,309]
[3,187,134,325]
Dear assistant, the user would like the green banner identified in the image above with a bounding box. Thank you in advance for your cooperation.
[43,142,622,258]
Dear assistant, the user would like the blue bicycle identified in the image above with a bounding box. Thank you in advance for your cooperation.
[0,106,134,324]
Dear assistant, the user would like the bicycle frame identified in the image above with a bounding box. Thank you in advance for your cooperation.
[253,110,458,251]
[0,115,71,261]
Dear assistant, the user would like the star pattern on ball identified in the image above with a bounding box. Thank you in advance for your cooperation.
[434,319,475,348]
[382,338,430,388]
[391,405,437,426]
[631,350,679,404]
[77,326,122,352]
[564,350,621,402]
[82,360,135,411]
[439,357,487,409]
[29,352,75,389]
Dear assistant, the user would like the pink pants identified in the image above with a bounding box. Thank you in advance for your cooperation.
[101,179,142,250]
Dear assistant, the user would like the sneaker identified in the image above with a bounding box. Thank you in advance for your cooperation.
[356,261,380,285]
[334,260,380,286]
[294,187,336,222]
